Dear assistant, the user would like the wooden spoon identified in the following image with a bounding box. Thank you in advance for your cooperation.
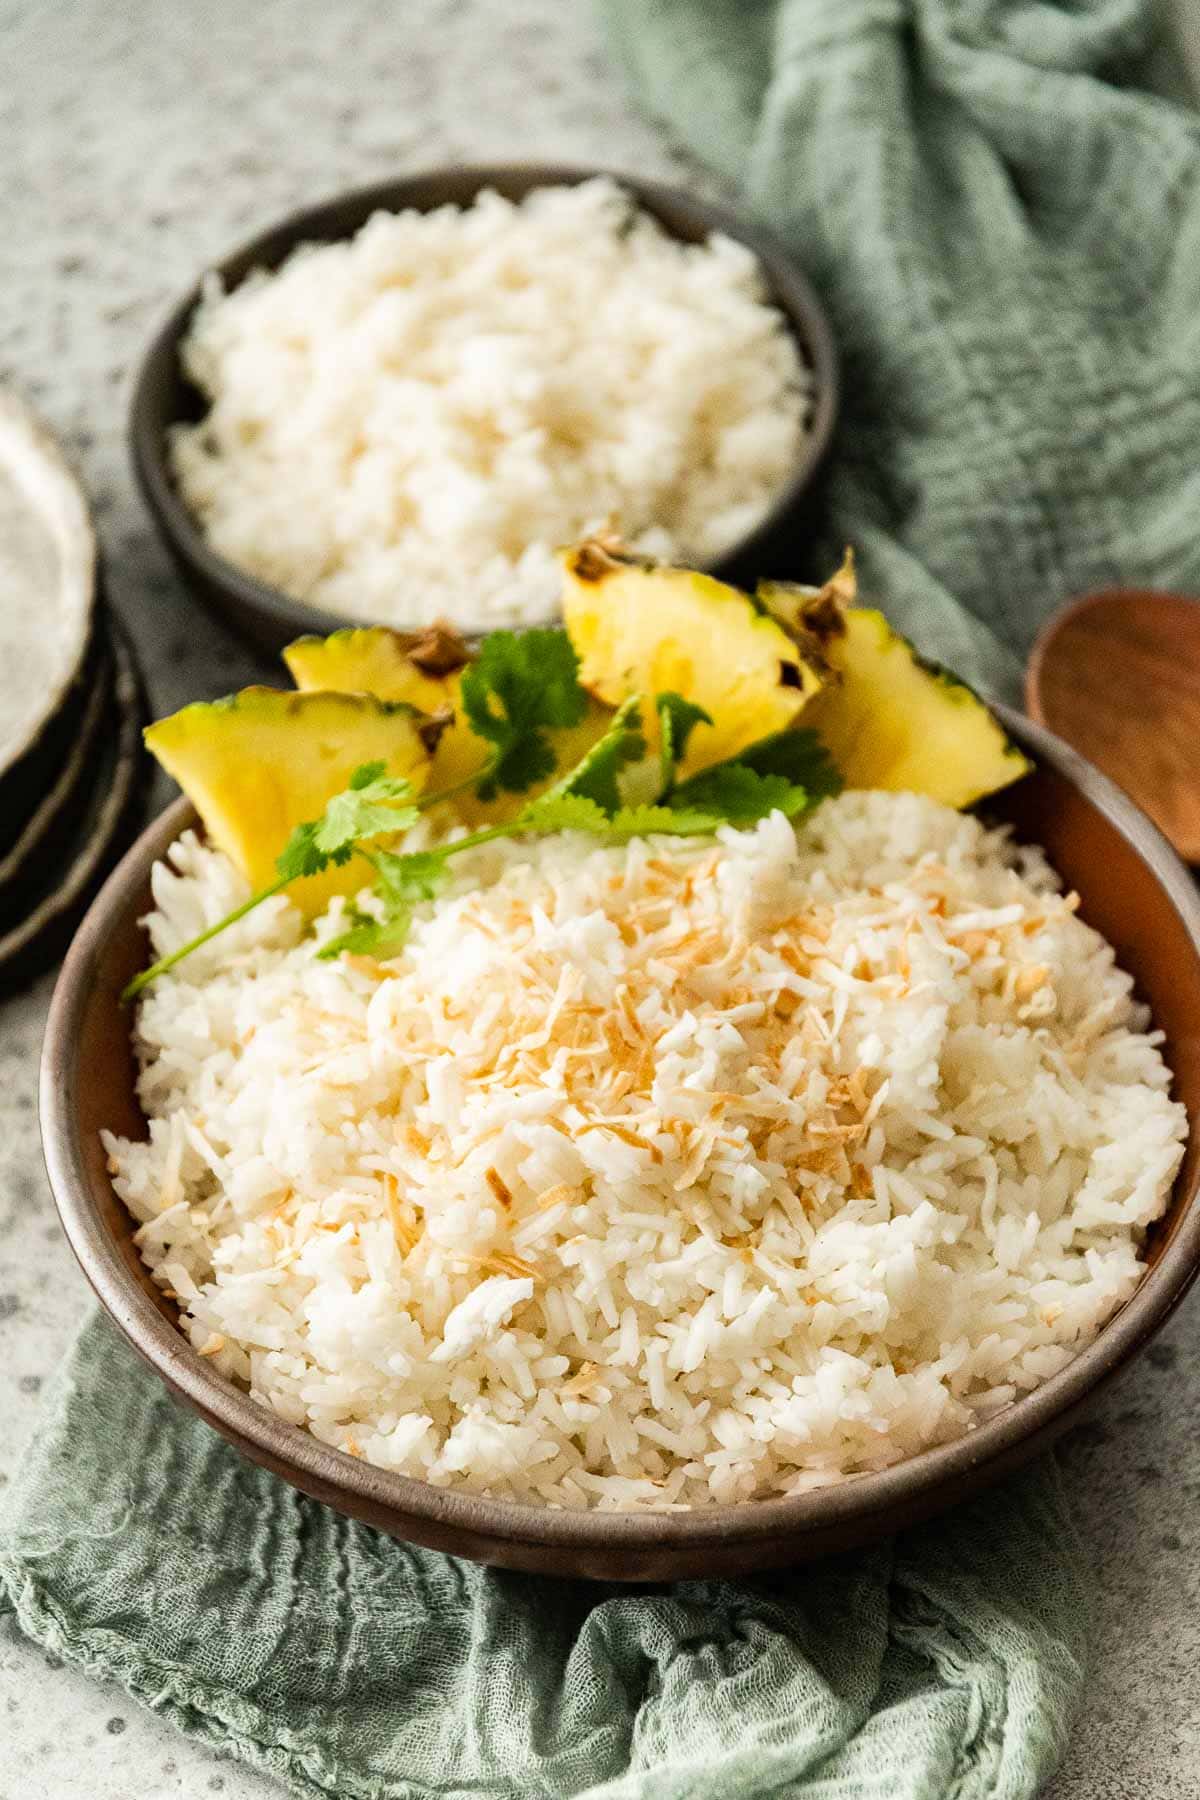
[1026,589,1200,862]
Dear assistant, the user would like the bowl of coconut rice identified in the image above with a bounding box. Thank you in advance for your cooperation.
[40,700,1200,1581]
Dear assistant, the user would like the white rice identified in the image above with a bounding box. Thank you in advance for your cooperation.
[105,793,1186,1510]
[169,179,811,630]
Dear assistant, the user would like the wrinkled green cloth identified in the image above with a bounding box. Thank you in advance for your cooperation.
[1,1315,1089,1799]
[603,0,1200,706]
[6,2,1200,1795]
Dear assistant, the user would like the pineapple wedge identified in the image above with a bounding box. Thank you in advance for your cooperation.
[752,551,858,655]
[284,623,487,800]
[759,561,1031,808]
[560,537,823,775]
[284,623,610,825]
[145,688,432,916]
[283,622,470,716]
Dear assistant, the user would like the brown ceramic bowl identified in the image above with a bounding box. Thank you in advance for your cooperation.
[129,162,839,655]
[40,710,1200,1580]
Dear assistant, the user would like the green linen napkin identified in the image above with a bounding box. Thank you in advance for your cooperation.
[1,1314,1088,1800]
[602,0,1200,706]
[5,1,1198,1794]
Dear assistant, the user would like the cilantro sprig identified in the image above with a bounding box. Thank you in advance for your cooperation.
[317,704,841,962]
[460,629,588,798]
[276,763,421,879]
[666,725,842,824]
[121,762,423,1000]
[124,634,842,997]
[124,633,587,999]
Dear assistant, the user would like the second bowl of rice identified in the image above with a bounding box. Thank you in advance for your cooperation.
[130,164,838,652]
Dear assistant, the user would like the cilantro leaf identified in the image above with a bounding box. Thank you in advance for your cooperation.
[728,729,843,802]
[274,820,339,883]
[655,692,712,792]
[312,770,419,855]
[664,729,841,829]
[459,629,588,798]
[605,802,727,837]
[273,763,419,884]
[317,903,400,962]
[349,761,386,789]
[544,694,645,813]
[318,913,416,962]
[317,849,451,962]
[517,792,613,835]
[372,847,453,905]
[519,794,724,841]
[668,763,812,825]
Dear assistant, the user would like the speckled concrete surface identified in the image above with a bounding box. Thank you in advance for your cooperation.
[0,2,1197,1796]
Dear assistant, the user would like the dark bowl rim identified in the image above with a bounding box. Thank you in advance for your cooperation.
[129,159,841,645]
[40,707,1200,1555]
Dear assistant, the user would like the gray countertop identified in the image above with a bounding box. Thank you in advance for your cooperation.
[0,3,1197,1795]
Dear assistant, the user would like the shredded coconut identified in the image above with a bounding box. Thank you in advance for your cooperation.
[105,793,1186,1508]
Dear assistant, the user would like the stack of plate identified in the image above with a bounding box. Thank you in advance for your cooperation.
[0,392,147,991]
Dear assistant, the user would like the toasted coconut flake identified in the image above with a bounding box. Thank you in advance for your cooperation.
[563,1360,600,1395]
[384,1173,421,1255]
[486,1249,542,1283]
[485,1166,514,1209]
[672,1121,719,1191]
[536,1184,579,1212]
[579,1121,663,1161]
[396,1122,431,1155]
